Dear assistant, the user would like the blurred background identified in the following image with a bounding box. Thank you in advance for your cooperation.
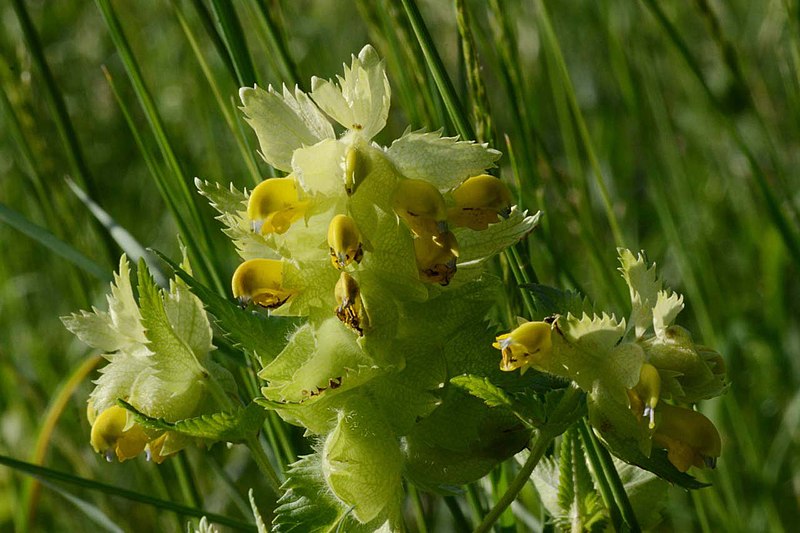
[1,0,798,531]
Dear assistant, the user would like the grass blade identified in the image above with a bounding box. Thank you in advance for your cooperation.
[0,454,256,532]
[0,202,111,282]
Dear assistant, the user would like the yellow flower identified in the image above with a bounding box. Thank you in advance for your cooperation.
[628,362,661,429]
[493,321,552,374]
[413,231,458,286]
[247,176,309,235]
[90,405,149,462]
[334,271,368,335]
[392,178,448,238]
[327,214,364,269]
[448,174,512,230]
[231,258,294,308]
[652,403,721,472]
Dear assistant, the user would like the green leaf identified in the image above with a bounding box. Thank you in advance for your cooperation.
[450,374,512,408]
[272,454,381,533]
[521,283,594,320]
[240,84,334,172]
[322,404,404,525]
[454,207,540,265]
[119,399,267,444]
[555,428,607,532]
[248,490,268,533]
[613,459,670,530]
[153,250,299,363]
[386,129,500,191]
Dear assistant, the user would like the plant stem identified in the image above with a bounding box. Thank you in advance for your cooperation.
[473,429,553,533]
[474,385,583,533]
[580,419,641,532]
[245,435,282,495]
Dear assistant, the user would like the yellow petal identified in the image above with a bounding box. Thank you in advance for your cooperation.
[231,258,294,308]
[392,178,448,237]
[653,403,721,471]
[449,174,513,230]
[327,214,364,269]
[414,231,458,285]
[247,176,309,235]
[90,405,148,462]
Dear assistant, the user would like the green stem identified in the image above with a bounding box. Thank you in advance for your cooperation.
[408,483,428,533]
[245,436,282,495]
[582,420,641,532]
[578,419,622,531]
[474,386,583,533]
[473,429,553,533]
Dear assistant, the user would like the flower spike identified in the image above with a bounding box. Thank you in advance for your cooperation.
[448,174,513,230]
[327,214,364,269]
[232,258,293,308]
[247,176,309,235]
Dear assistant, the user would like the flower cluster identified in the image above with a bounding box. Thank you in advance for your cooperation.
[198,45,540,527]
[63,256,234,462]
[494,249,727,472]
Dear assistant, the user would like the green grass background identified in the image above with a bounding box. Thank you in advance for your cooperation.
[1,0,798,531]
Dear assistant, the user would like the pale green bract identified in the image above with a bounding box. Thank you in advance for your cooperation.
[209,45,541,529]
[63,255,234,458]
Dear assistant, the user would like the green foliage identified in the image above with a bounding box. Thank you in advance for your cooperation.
[119,400,267,445]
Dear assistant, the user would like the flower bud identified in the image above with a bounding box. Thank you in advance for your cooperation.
[327,214,364,269]
[414,230,458,285]
[344,146,364,195]
[334,271,368,335]
[231,258,293,308]
[90,405,149,462]
[653,403,721,472]
[493,321,552,374]
[392,178,448,238]
[630,363,661,429]
[643,326,727,403]
[448,174,513,230]
[247,176,309,235]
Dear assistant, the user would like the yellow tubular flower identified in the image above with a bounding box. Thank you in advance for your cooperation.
[493,321,552,374]
[632,362,661,429]
[327,214,364,269]
[652,403,721,472]
[146,433,169,464]
[413,231,458,286]
[448,174,513,230]
[392,178,448,238]
[344,146,363,195]
[247,176,309,235]
[90,405,149,462]
[334,271,368,335]
[231,258,294,308]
